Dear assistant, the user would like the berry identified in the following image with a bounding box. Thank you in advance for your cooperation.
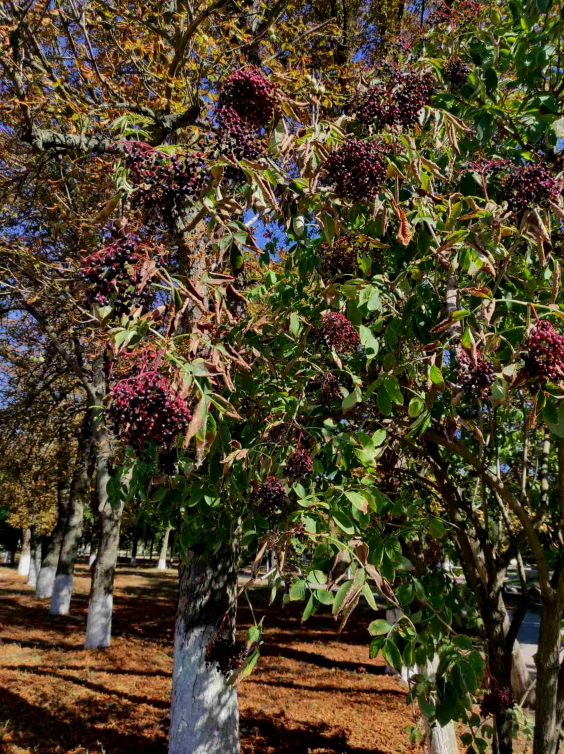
[524,320,564,383]
[285,449,314,478]
[218,68,280,126]
[125,142,208,219]
[109,372,191,451]
[318,235,367,277]
[423,539,441,568]
[318,372,342,408]
[444,58,471,88]
[501,162,560,215]
[205,636,247,677]
[315,312,360,353]
[480,683,514,718]
[353,70,433,129]
[213,106,264,183]
[80,236,152,315]
[322,139,386,203]
[251,476,287,515]
[457,350,494,396]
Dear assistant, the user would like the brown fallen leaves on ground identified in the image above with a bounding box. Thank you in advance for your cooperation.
[0,563,417,754]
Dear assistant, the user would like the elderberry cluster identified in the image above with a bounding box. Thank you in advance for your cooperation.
[250,476,287,515]
[524,320,564,383]
[423,539,441,568]
[501,162,560,215]
[318,235,367,277]
[315,312,360,353]
[354,70,433,129]
[318,372,342,408]
[480,684,514,718]
[285,449,314,478]
[205,636,247,677]
[322,139,386,203]
[109,372,191,451]
[444,58,471,88]
[80,237,149,315]
[457,350,494,396]
[125,142,208,217]
[214,106,263,162]
[219,68,280,127]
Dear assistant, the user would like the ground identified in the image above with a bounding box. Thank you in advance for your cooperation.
[0,562,419,754]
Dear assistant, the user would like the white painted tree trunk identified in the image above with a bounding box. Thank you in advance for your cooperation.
[50,414,91,616]
[26,536,41,588]
[89,547,97,567]
[18,528,31,576]
[386,610,459,754]
[169,541,240,754]
[36,565,57,598]
[157,527,172,571]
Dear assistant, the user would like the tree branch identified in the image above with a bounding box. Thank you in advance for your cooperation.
[425,427,555,601]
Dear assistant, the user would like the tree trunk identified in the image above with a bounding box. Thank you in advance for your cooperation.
[84,357,124,650]
[50,415,92,616]
[130,526,140,566]
[169,541,240,754]
[483,594,513,754]
[158,527,172,571]
[26,531,42,587]
[89,537,98,567]
[533,598,563,754]
[149,532,155,563]
[36,478,70,599]
[18,527,31,576]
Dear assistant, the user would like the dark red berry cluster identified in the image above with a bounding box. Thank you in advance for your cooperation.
[458,350,494,396]
[109,372,191,451]
[423,539,441,568]
[524,320,564,383]
[219,68,280,127]
[354,71,433,129]
[80,236,150,315]
[480,684,514,718]
[315,312,360,353]
[501,162,560,215]
[465,157,509,176]
[319,372,342,407]
[285,449,314,478]
[205,636,247,677]
[125,142,208,216]
[322,139,386,203]
[215,107,263,162]
[444,58,471,88]
[251,476,287,515]
[318,235,367,277]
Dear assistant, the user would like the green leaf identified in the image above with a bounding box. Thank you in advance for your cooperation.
[361,583,378,610]
[429,519,446,540]
[408,396,424,417]
[429,365,444,385]
[289,312,302,336]
[383,375,403,405]
[368,618,393,636]
[332,580,353,615]
[484,67,498,92]
[345,490,368,512]
[289,579,307,601]
[301,594,316,623]
[397,582,415,606]
[377,384,393,415]
[383,637,403,670]
[403,641,414,667]
[316,588,334,605]
[452,635,473,651]
[373,429,387,446]
[247,625,261,643]
[333,510,355,534]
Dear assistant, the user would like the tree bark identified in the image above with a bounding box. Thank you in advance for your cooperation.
[533,598,563,754]
[169,541,240,754]
[149,532,155,563]
[50,415,92,616]
[26,531,42,587]
[36,477,70,599]
[17,527,31,576]
[158,527,172,570]
[130,526,140,566]
[84,358,124,649]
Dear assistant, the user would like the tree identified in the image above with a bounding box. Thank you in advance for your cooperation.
[2,1,564,754]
